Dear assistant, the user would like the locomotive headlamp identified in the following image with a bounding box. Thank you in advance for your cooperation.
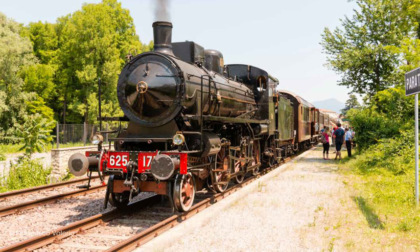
[92,134,104,145]
[172,133,185,146]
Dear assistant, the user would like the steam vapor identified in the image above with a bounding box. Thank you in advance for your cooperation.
[154,0,170,22]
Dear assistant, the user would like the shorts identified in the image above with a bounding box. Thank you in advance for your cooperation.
[335,141,343,151]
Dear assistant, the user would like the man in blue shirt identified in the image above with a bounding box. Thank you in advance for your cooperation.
[345,128,352,157]
[333,123,345,160]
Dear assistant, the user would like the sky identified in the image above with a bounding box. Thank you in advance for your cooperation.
[0,0,357,103]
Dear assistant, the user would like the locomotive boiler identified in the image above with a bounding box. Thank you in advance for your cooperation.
[68,21,322,212]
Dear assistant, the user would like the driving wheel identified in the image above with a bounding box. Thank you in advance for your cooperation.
[173,173,195,212]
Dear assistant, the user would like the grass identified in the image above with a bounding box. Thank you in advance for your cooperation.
[315,205,324,213]
[308,216,317,227]
[327,237,336,252]
[0,144,23,154]
[341,154,420,234]
[333,139,420,248]
[257,181,265,192]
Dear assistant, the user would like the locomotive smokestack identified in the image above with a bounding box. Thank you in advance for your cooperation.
[153,21,174,56]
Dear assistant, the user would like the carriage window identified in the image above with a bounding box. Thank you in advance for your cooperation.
[303,108,309,121]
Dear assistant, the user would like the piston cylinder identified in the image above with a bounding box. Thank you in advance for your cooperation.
[201,132,222,157]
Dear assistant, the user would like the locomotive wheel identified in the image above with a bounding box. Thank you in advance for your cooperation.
[251,141,261,176]
[173,173,195,212]
[264,148,276,168]
[108,191,130,209]
[268,156,276,167]
[233,158,245,184]
[214,156,230,193]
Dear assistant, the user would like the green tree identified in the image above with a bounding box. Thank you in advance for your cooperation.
[371,85,414,122]
[56,0,144,124]
[26,21,59,65]
[321,0,417,100]
[0,13,37,136]
[341,94,361,115]
[20,64,56,104]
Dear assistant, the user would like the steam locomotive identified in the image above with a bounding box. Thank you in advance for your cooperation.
[68,21,330,212]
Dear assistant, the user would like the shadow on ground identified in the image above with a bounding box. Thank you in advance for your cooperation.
[352,196,384,229]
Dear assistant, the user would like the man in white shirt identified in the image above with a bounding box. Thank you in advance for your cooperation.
[345,128,352,157]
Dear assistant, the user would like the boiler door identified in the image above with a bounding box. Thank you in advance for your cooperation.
[118,54,182,127]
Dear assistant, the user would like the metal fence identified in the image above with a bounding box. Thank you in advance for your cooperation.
[53,122,125,148]
[54,123,98,148]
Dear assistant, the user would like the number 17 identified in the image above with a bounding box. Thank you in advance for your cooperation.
[143,156,153,167]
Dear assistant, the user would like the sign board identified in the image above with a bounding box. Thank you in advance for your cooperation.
[405,67,420,205]
[405,67,420,96]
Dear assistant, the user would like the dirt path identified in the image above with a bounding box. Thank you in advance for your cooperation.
[140,145,418,251]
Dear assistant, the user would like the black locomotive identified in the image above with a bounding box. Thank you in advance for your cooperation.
[68,21,330,211]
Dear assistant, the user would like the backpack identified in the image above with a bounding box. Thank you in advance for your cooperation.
[321,133,327,144]
[335,128,344,138]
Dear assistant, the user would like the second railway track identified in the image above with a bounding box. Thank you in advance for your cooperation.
[0,176,106,217]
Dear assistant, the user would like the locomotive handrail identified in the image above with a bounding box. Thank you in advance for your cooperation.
[99,130,118,134]
[179,131,202,135]
[186,114,269,125]
[200,74,211,153]
[185,73,251,97]
[98,116,129,121]
[108,137,172,143]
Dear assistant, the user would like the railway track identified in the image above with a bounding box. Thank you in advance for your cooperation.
[0,152,300,252]
[0,176,100,200]
[0,176,106,217]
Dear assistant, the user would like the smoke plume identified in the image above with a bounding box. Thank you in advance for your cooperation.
[154,0,170,22]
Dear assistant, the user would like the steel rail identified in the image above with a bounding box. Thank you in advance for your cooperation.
[0,184,106,218]
[0,195,161,252]
[0,176,101,200]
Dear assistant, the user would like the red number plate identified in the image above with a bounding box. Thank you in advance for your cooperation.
[107,152,129,171]
[138,152,157,173]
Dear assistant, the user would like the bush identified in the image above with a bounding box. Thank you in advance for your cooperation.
[17,113,54,157]
[3,157,52,190]
[347,108,402,150]
[353,129,414,175]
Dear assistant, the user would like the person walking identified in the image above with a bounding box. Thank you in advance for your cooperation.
[321,128,330,160]
[351,127,356,147]
[345,128,352,157]
[333,123,345,160]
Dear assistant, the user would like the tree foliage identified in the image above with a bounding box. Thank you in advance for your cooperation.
[0,13,38,137]
[321,0,419,99]
[0,0,150,149]
[56,0,144,123]
[341,94,361,115]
